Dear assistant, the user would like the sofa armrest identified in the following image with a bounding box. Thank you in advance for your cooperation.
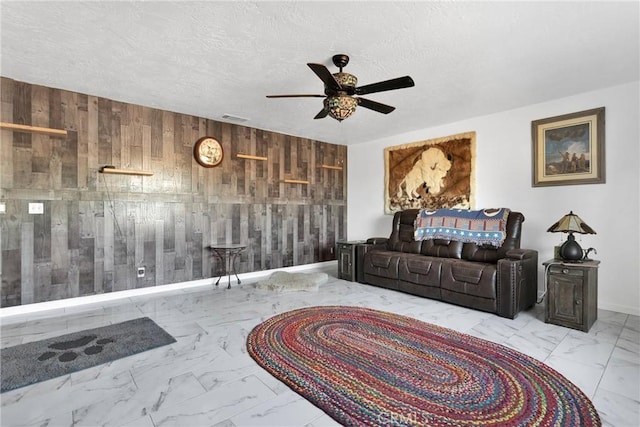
[366,237,389,246]
[496,249,538,319]
[505,248,536,261]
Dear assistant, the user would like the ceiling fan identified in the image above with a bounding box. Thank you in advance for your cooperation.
[266,54,415,122]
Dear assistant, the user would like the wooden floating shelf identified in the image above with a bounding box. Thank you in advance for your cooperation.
[0,122,68,137]
[237,153,268,161]
[99,166,153,176]
[283,179,309,185]
[318,164,343,171]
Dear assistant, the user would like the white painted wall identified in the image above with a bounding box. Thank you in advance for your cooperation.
[347,81,639,315]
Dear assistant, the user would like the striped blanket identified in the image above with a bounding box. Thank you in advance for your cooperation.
[414,208,511,247]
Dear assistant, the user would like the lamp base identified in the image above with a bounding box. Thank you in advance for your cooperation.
[559,233,584,261]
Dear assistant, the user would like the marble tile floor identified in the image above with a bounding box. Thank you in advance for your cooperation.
[1,271,638,427]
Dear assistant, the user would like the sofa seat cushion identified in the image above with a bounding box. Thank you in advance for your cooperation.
[441,261,497,300]
[398,254,443,288]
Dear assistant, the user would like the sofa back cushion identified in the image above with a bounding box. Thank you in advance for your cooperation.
[461,212,524,263]
[387,209,524,262]
[420,239,463,259]
[387,209,422,254]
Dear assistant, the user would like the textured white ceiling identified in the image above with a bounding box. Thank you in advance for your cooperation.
[1,1,638,145]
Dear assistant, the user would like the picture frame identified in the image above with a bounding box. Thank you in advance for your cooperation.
[532,107,605,187]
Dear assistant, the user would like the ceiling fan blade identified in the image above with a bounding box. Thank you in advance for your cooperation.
[357,97,396,114]
[266,94,326,98]
[355,76,415,95]
[314,108,329,120]
[307,63,342,91]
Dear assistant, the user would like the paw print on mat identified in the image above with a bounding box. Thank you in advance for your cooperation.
[37,335,115,362]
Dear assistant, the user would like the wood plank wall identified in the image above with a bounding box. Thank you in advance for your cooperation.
[0,77,347,307]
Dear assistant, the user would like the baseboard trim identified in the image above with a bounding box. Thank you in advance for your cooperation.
[537,292,639,317]
[598,301,640,317]
[0,261,337,320]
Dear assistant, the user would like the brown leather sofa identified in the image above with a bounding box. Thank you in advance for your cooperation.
[360,209,538,319]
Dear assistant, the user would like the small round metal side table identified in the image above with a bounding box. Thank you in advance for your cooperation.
[208,244,246,289]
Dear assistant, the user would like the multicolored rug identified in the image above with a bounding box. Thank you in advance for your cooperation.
[247,306,601,426]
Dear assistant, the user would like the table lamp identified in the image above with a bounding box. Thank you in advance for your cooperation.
[547,211,596,261]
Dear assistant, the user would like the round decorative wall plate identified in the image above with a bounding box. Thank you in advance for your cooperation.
[193,136,223,168]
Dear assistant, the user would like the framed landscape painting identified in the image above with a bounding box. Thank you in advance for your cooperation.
[532,107,605,187]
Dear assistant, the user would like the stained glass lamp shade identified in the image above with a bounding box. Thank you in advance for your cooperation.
[547,211,596,261]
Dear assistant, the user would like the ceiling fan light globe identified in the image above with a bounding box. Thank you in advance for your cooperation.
[325,96,357,121]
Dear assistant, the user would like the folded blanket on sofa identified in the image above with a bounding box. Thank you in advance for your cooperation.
[414,208,511,247]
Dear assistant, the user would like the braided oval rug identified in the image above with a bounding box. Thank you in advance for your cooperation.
[247,306,601,427]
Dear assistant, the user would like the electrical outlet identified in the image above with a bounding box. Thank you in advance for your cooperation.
[137,267,145,278]
[28,202,44,214]
[0,202,5,214]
